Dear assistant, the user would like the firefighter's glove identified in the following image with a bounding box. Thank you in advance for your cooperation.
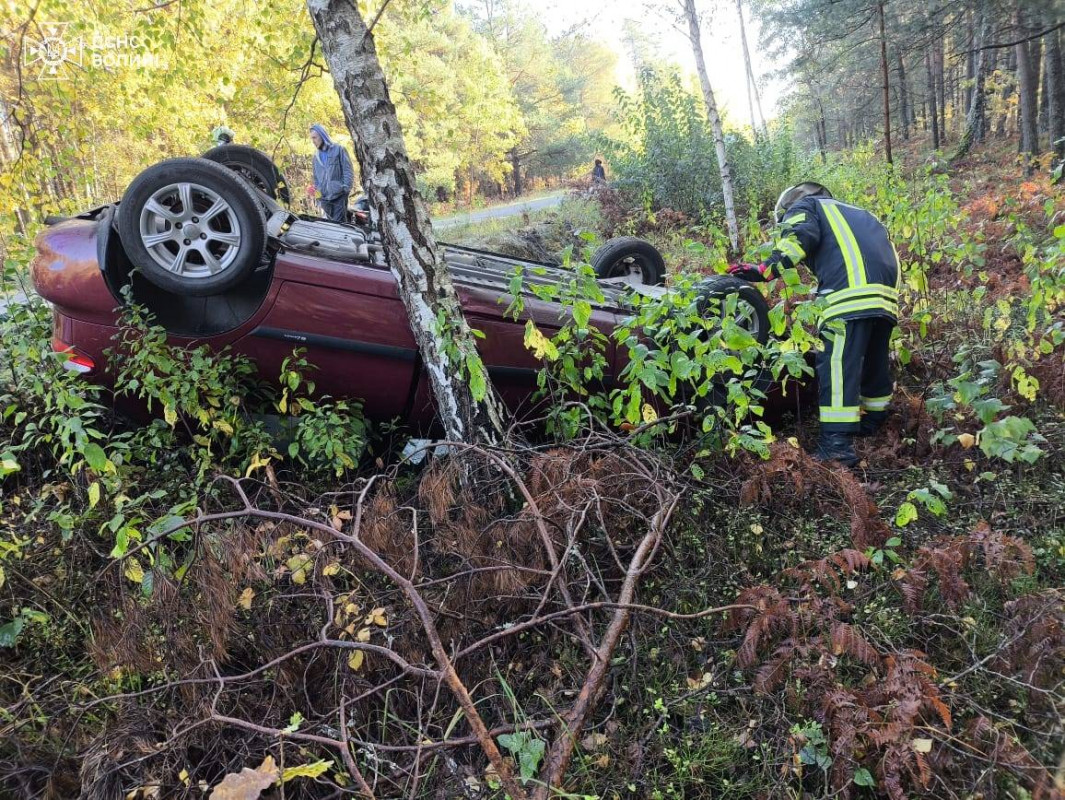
[727,262,773,282]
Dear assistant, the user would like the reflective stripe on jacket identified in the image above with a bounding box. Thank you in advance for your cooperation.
[764,197,901,323]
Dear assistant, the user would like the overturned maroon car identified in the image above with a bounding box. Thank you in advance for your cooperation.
[31,147,773,429]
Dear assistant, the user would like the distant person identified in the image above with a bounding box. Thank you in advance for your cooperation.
[728,182,900,468]
[308,123,355,223]
[592,158,607,183]
[210,125,235,146]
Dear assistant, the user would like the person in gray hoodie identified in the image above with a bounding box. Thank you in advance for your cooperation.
[308,123,355,222]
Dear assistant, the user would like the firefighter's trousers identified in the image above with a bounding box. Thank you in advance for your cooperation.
[816,316,895,433]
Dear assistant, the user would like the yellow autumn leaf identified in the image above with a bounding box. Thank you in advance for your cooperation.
[245,452,271,478]
[366,607,388,626]
[88,482,101,509]
[124,558,144,584]
[344,602,359,616]
[356,627,371,642]
[287,554,311,585]
[322,562,341,577]
[212,418,235,435]
[238,587,255,610]
[641,403,657,423]
[523,322,559,361]
[957,433,976,449]
[281,760,332,782]
[347,650,364,671]
[163,405,177,427]
[911,738,933,753]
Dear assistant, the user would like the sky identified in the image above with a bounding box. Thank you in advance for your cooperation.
[537,0,784,127]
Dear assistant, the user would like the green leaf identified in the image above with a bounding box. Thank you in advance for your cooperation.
[894,502,918,527]
[498,731,546,784]
[282,712,303,734]
[853,767,876,787]
[82,443,108,472]
[468,359,487,402]
[0,616,25,648]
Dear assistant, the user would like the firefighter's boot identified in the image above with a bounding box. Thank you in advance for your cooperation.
[857,410,888,437]
[814,431,859,467]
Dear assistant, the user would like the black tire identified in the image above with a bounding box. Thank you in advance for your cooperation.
[694,275,771,346]
[691,276,773,413]
[591,236,666,286]
[201,144,291,205]
[116,157,267,297]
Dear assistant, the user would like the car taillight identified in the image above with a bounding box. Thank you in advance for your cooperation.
[51,336,95,374]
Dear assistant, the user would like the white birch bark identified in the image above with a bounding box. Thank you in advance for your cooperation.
[306,0,505,446]
[682,0,740,253]
[735,0,766,136]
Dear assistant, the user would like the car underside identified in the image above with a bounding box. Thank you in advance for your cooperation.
[31,148,774,431]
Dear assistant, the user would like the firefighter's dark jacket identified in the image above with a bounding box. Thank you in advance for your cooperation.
[764,197,901,323]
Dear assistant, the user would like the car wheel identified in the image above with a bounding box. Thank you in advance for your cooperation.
[591,237,666,286]
[116,157,267,297]
[694,275,770,346]
[690,276,773,413]
[201,144,291,205]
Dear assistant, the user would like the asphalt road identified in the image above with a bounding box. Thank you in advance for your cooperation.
[434,191,565,229]
[0,290,27,317]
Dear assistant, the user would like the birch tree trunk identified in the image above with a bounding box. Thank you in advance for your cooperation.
[306,0,506,447]
[735,0,766,136]
[682,0,740,253]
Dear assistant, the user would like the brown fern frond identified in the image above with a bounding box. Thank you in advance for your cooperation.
[896,565,929,613]
[736,617,768,668]
[911,750,932,787]
[1001,589,1065,693]
[737,442,889,549]
[928,547,970,608]
[753,640,796,693]
[725,585,776,631]
[965,715,1061,797]
[968,520,1036,583]
[830,548,873,574]
[830,622,881,668]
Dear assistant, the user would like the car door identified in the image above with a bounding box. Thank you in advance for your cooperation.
[404,281,622,431]
[232,251,419,422]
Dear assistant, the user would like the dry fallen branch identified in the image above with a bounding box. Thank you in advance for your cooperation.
[73,434,730,798]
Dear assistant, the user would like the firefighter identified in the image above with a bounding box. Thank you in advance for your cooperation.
[728,183,900,467]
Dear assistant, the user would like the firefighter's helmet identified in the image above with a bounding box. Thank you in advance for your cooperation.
[774,182,832,222]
